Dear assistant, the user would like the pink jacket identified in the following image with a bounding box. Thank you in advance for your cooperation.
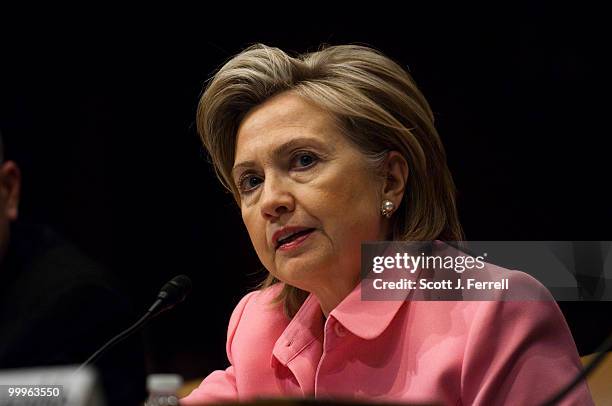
[181,271,593,405]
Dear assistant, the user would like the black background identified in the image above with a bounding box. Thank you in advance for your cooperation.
[1,5,610,381]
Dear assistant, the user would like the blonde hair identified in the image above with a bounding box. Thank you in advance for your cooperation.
[197,43,464,317]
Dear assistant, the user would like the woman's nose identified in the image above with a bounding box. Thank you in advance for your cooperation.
[259,174,295,219]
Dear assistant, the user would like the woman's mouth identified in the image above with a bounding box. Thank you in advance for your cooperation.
[276,228,316,251]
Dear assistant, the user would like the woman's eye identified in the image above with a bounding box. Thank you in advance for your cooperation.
[239,175,262,193]
[293,152,318,168]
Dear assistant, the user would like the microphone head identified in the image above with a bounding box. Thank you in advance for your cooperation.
[158,275,192,306]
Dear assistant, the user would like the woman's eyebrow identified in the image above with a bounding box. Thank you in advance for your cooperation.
[232,137,330,176]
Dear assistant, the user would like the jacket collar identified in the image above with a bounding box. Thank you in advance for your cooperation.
[271,292,324,367]
[331,241,427,340]
[271,268,421,366]
[329,280,409,340]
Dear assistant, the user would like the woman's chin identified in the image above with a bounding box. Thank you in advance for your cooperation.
[274,254,329,284]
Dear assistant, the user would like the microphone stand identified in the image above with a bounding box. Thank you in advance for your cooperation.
[73,298,163,376]
[541,331,612,406]
[73,275,191,377]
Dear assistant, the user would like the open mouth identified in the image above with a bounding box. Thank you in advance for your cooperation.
[276,228,316,249]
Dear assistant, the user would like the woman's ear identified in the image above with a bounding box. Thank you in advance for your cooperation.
[0,161,21,221]
[381,151,409,207]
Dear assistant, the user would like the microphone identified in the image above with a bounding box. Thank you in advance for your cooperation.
[148,274,193,315]
[541,330,612,405]
[74,275,192,375]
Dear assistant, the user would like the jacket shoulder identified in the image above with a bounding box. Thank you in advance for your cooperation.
[227,284,288,357]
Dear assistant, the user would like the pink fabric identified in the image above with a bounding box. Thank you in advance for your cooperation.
[181,269,593,405]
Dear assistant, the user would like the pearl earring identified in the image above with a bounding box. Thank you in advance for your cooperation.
[381,200,395,218]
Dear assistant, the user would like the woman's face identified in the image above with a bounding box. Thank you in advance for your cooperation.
[233,92,389,294]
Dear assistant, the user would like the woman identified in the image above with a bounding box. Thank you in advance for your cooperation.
[181,44,592,405]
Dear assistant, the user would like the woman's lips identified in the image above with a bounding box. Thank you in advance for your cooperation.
[276,229,315,251]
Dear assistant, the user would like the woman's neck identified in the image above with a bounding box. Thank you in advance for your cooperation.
[313,276,359,317]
